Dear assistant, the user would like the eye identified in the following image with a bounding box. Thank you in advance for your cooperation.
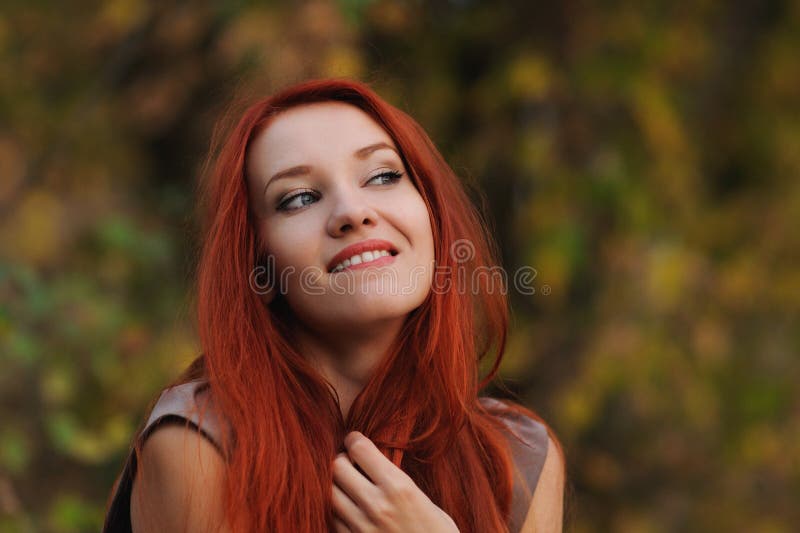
[275,170,403,213]
[366,170,404,186]
[277,190,318,211]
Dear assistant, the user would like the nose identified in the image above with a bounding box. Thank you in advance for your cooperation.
[326,190,379,237]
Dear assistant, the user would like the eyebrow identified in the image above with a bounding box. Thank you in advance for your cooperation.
[262,142,400,195]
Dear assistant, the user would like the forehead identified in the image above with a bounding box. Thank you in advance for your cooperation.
[248,102,395,174]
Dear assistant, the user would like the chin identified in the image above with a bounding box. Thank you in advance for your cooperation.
[335,292,423,319]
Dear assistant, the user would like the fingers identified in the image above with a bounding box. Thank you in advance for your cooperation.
[332,452,381,513]
[332,480,367,531]
[343,432,404,489]
[332,516,351,533]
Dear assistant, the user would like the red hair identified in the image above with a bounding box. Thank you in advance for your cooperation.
[148,78,565,531]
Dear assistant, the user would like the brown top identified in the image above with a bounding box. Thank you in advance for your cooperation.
[102,380,549,532]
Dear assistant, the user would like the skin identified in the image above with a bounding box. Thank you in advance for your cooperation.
[131,425,231,532]
[247,102,458,531]
[131,101,564,532]
[521,435,565,532]
[246,101,436,422]
[331,432,459,533]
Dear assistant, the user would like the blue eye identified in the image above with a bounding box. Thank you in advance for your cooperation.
[277,190,317,211]
[367,170,403,185]
[276,171,403,212]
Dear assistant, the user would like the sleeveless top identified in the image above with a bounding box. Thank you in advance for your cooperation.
[102,380,549,532]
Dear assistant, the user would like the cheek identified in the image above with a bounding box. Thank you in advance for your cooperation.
[408,197,435,256]
[260,220,321,272]
[392,187,434,244]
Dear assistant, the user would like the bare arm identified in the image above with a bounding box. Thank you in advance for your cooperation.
[130,424,231,533]
[520,436,566,533]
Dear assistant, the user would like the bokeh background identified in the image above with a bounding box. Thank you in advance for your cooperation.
[2,1,799,531]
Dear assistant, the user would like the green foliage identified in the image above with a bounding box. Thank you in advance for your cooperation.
[1,0,798,531]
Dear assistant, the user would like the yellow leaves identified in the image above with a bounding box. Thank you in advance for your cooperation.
[507,54,553,101]
[47,494,103,532]
[0,188,64,266]
[113,325,200,393]
[521,211,585,309]
[69,415,132,464]
[644,243,700,313]
[555,323,641,436]
[557,319,724,441]
[0,1,798,529]
[97,0,150,37]
[517,126,557,178]
[214,2,357,81]
[40,366,76,407]
[631,79,698,213]
[636,92,677,147]
[47,412,133,464]
[739,424,784,470]
[558,387,595,438]
[498,326,536,377]
[322,46,365,79]
[528,245,569,307]
[164,328,203,378]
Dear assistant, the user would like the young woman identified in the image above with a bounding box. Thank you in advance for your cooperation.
[102,78,566,532]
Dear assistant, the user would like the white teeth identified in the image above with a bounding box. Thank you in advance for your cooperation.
[330,249,394,273]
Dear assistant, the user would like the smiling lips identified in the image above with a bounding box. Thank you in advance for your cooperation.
[327,239,398,273]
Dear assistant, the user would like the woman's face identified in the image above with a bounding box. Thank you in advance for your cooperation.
[246,102,435,334]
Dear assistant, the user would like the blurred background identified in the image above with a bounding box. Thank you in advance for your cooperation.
[1,0,799,531]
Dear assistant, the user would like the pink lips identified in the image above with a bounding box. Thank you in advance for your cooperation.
[326,239,398,273]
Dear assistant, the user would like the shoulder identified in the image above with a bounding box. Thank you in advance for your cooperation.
[520,434,566,533]
[129,380,232,532]
[478,397,550,479]
[131,418,230,532]
[143,379,229,454]
[478,397,564,532]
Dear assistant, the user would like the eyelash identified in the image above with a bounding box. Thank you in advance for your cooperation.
[276,170,404,212]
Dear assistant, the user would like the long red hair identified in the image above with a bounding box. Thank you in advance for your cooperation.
[150,78,565,532]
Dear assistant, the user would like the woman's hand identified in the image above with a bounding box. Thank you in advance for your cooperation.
[331,431,460,533]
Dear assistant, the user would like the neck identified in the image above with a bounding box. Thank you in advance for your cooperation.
[292,316,406,420]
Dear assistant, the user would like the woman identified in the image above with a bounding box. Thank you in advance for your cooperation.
[102,78,566,532]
